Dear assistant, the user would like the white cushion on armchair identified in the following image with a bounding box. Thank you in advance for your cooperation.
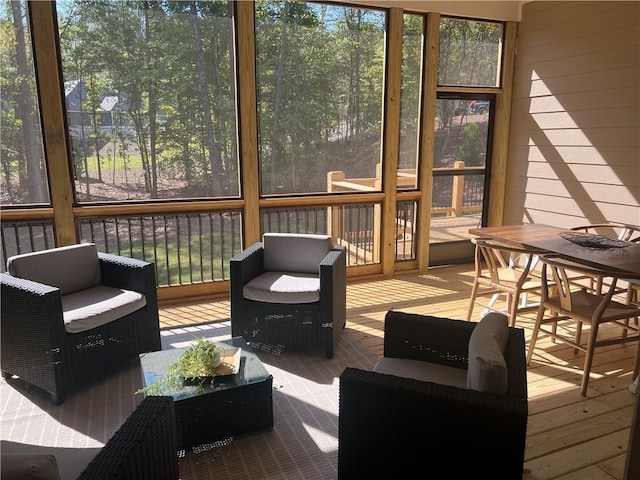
[263,233,332,273]
[373,313,510,395]
[7,243,147,334]
[243,271,320,304]
[466,312,509,394]
[242,233,333,304]
[373,357,467,388]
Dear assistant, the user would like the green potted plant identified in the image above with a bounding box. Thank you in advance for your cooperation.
[137,338,222,395]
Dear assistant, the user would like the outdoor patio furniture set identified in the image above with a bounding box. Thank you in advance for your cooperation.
[1,235,529,478]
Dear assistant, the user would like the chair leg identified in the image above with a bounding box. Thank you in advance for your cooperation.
[551,311,558,342]
[508,292,518,328]
[634,338,640,382]
[527,305,546,365]
[574,323,583,354]
[466,282,480,321]
[627,284,640,330]
[580,324,600,397]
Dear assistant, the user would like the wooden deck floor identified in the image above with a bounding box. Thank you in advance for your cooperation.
[158,263,637,480]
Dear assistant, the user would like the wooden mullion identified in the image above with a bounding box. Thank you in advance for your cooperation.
[29,1,76,246]
[416,12,440,272]
[380,8,403,277]
[235,1,260,248]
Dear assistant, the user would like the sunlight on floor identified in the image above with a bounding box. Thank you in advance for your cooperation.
[302,423,338,453]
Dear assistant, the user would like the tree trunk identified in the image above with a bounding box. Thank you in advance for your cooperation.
[269,1,290,194]
[88,75,103,182]
[11,1,46,203]
[143,1,158,198]
[189,1,222,196]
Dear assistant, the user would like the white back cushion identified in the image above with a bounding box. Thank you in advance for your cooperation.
[263,233,332,274]
[466,313,509,395]
[7,243,101,296]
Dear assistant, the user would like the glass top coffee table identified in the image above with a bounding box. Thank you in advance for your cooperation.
[139,336,273,450]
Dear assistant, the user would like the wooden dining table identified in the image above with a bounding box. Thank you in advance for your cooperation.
[468,223,640,280]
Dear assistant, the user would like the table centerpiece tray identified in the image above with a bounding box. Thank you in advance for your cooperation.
[180,346,241,385]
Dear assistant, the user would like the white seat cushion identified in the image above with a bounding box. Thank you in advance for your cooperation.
[243,271,320,304]
[373,357,468,389]
[62,285,146,333]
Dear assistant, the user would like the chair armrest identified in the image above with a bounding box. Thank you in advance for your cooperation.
[320,246,346,275]
[230,242,265,299]
[78,396,178,480]
[319,246,347,357]
[383,311,473,369]
[98,253,156,294]
[0,271,60,297]
[319,246,346,315]
[504,326,528,398]
[0,274,65,332]
[338,367,527,478]
[0,273,68,401]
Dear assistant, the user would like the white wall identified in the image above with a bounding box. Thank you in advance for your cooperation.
[505,1,640,227]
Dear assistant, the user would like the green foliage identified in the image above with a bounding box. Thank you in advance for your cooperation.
[438,17,502,86]
[458,123,484,167]
[3,0,500,203]
[136,338,221,396]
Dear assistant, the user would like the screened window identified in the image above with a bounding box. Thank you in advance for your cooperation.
[1,1,48,205]
[56,0,240,202]
[398,13,424,191]
[256,1,386,196]
[438,17,503,87]
[431,95,493,245]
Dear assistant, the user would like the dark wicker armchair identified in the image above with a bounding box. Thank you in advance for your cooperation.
[0,243,161,404]
[338,311,528,479]
[1,396,178,480]
[230,233,346,359]
[78,396,178,480]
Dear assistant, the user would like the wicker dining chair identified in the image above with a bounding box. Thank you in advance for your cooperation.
[567,223,640,295]
[526,255,640,396]
[466,237,546,326]
[570,222,640,243]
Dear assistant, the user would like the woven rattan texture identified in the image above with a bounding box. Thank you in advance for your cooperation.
[230,242,347,359]
[338,311,528,479]
[78,396,178,480]
[2,320,378,479]
[0,252,161,404]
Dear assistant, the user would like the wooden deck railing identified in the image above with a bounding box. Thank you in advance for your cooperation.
[327,161,483,218]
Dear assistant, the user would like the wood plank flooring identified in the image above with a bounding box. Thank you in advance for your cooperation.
[158,263,637,480]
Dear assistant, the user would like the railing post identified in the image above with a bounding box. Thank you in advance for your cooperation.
[373,162,383,263]
[327,171,345,243]
[452,161,466,217]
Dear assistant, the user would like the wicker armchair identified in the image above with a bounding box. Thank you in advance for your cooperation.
[78,396,177,480]
[230,233,346,359]
[1,396,178,480]
[338,311,528,479]
[0,243,161,404]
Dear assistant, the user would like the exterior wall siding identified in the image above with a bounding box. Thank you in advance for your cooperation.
[505,1,639,227]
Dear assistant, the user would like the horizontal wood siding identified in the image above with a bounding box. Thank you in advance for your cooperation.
[505,1,640,227]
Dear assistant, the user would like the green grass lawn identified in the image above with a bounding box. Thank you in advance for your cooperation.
[82,153,144,172]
